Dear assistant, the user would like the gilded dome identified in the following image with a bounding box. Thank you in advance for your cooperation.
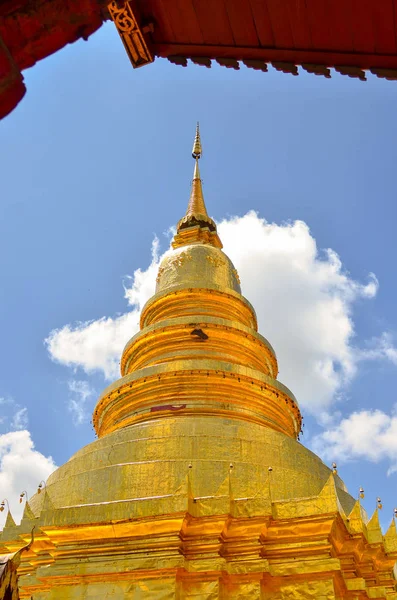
[155,243,241,295]
[28,417,355,518]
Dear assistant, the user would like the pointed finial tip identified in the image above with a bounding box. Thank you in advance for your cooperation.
[192,122,202,159]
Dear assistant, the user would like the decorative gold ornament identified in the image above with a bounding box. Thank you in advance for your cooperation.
[108,1,154,68]
[206,254,224,268]
[232,268,241,284]
[174,252,192,267]
[155,266,165,284]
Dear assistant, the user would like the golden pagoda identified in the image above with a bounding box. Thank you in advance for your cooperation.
[1,126,397,599]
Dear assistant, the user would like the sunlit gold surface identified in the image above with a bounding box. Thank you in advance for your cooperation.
[155,244,241,295]
[2,128,396,598]
[25,419,349,513]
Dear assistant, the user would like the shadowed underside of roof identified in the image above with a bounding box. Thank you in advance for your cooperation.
[2,0,397,119]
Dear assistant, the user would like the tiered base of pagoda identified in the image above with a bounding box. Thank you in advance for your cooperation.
[1,478,396,599]
[0,418,395,598]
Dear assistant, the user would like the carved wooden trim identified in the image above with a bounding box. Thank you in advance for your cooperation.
[108,1,153,68]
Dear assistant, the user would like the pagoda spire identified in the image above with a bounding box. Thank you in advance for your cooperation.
[174,123,222,248]
[185,123,208,219]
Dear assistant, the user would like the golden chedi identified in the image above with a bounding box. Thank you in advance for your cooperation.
[1,126,396,599]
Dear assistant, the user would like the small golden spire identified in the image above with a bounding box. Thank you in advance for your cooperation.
[173,124,222,249]
[185,122,208,220]
[185,163,208,218]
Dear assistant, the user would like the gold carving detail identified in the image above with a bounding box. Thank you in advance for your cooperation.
[172,226,222,249]
[232,268,241,284]
[206,255,224,268]
[174,253,192,267]
[156,266,165,284]
[110,4,135,33]
[108,1,154,68]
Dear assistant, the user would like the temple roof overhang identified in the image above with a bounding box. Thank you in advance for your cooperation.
[2,0,397,120]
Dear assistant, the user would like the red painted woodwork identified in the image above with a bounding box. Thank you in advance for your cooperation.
[2,0,397,120]
[0,0,108,120]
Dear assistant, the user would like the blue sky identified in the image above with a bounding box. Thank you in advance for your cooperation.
[1,22,397,524]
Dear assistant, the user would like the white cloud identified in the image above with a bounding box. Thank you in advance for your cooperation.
[45,312,138,381]
[44,212,396,417]
[123,237,164,307]
[0,430,56,527]
[44,239,162,380]
[11,407,28,430]
[67,380,96,425]
[311,408,397,475]
[356,332,397,365]
[218,213,383,415]
[0,397,30,431]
